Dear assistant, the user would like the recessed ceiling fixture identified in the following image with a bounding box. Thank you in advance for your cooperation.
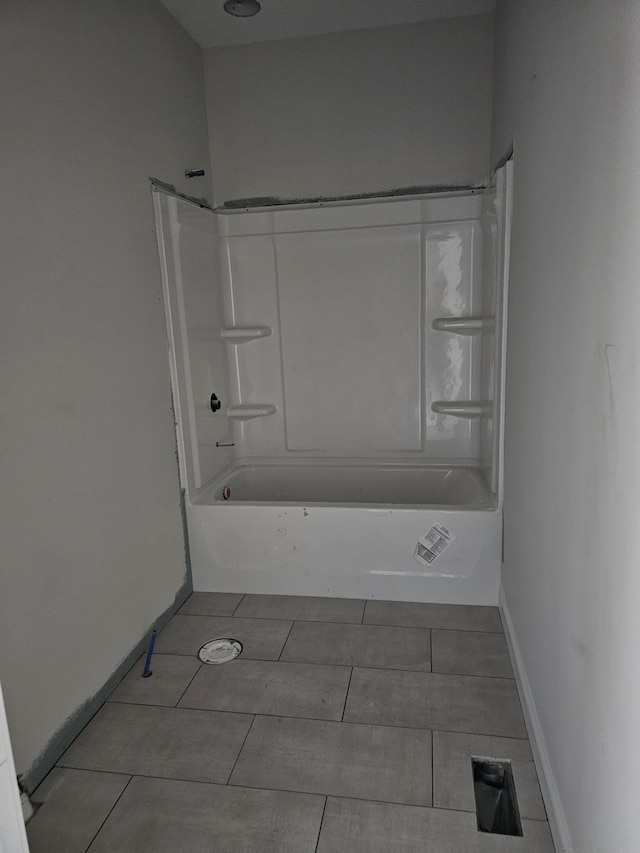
[223,0,261,17]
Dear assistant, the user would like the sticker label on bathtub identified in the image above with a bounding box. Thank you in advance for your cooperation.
[415,524,455,566]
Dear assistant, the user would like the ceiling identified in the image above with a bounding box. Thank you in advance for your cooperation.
[160,0,496,49]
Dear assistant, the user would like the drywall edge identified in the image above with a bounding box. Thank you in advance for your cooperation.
[22,573,192,792]
[500,584,573,853]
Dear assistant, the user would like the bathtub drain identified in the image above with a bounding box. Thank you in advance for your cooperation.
[198,638,243,664]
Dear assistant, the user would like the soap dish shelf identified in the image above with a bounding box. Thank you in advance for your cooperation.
[431,401,493,418]
[221,327,272,344]
[431,317,495,335]
[227,404,277,421]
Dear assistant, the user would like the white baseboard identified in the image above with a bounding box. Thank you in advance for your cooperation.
[499,584,573,853]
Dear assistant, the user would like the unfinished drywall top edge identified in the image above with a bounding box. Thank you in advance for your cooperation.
[218,183,484,212]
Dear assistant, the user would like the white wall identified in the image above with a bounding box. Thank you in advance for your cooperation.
[204,16,494,205]
[493,2,640,851]
[0,0,211,779]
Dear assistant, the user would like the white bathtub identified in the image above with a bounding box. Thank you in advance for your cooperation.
[155,171,512,608]
[187,461,502,605]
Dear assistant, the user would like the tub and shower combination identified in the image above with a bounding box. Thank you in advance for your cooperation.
[154,164,511,606]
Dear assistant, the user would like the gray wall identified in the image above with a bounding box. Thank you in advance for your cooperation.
[0,0,211,778]
[493,2,640,850]
[205,15,494,205]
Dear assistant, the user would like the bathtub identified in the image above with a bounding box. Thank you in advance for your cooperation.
[187,461,502,606]
[155,168,512,608]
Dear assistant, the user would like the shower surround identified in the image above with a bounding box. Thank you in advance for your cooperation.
[154,164,511,605]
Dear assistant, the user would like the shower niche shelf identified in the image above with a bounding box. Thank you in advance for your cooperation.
[431,317,495,335]
[431,401,493,418]
[221,326,272,344]
[227,404,277,421]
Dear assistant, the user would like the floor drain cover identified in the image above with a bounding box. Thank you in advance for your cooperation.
[198,638,243,665]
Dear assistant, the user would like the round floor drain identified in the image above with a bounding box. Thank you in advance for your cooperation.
[198,638,243,665]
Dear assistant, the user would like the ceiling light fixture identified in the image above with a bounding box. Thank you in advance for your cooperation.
[223,0,261,17]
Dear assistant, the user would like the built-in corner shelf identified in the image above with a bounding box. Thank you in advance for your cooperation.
[431,401,493,418]
[227,404,277,421]
[221,326,272,344]
[431,317,495,335]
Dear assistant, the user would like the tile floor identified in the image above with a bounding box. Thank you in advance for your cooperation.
[27,593,555,852]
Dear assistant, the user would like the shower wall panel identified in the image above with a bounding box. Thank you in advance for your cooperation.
[276,226,421,452]
[425,221,481,458]
[154,192,233,491]
[221,233,286,458]
[220,193,485,464]
[479,164,512,495]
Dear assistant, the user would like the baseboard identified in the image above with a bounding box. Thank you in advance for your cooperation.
[499,584,573,853]
[23,575,192,792]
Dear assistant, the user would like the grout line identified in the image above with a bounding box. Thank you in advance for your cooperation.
[314,796,328,853]
[82,774,134,851]
[243,710,434,734]
[362,600,370,625]
[170,610,504,634]
[429,667,516,681]
[224,778,432,809]
[74,769,549,825]
[297,790,543,819]
[60,699,526,739]
[364,619,504,634]
[429,628,433,673]
[430,729,434,808]
[232,615,368,627]
[97,773,546,824]
[279,657,431,675]
[225,715,257,785]
[430,727,532,745]
[174,662,204,707]
[341,668,354,722]
[151,652,290,663]
[431,626,508,635]
[141,650,513,680]
[180,610,244,618]
[347,664,516,684]
[278,621,296,661]
[231,593,246,616]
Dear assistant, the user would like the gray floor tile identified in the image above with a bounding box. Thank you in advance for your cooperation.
[32,594,555,852]
[178,658,351,720]
[344,668,527,737]
[365,600,502,632]
[230,715,432,806]
[432,629,513,678]
[178,591,244,616]
[280,621,431,671]
[433,730,546,820]
[107,654,200,706]
[27,768,130,853]
[234,593,365,623]
[58,703,252,784]
[88,776,324,853]
[316,797,555,853]
[153,614,292,659]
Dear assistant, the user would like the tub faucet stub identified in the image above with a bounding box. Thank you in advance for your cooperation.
[210,393,222,413]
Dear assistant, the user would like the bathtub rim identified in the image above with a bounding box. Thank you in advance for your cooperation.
[189,458,498,512]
